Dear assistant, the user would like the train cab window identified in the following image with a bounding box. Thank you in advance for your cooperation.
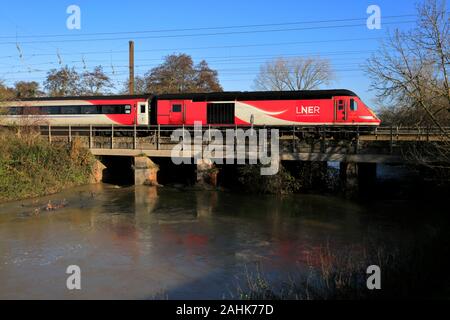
[350,99,358,111]
[172,104,182,112]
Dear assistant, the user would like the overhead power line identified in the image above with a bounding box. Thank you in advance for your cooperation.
[0,20,415,45]
[0,49,377,70]
[0,36,386,59]
[0,14,416,39]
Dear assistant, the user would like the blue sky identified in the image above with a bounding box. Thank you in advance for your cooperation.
[0,0,425,106]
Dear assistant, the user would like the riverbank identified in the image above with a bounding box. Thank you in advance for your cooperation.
[0,131,95,202]
[236,232,450,299]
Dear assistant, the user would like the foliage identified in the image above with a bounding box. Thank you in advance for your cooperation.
[0,80,43,99]
[130,53,222,94]
[236,229,450,300]
[194,60,223,92]
[44,65,113,97]
[0,80,16,100]
[254,57,334,91]
[237,162,338,195]
[0,131,95,202]
[44,66,81,97]
[237,163,301,195]
[14,81,43,98]
[80,66,113,95]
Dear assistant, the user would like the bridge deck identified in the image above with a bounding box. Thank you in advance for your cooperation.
[89,148,402,163]
[3,125,447,164]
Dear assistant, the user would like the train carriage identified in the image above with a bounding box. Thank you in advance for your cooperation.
[0,95,150,126]
[0,89,380,127]
[156,90,380,127]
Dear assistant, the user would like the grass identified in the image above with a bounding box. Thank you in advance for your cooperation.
[0,129,95,202]
[234,233,450,300]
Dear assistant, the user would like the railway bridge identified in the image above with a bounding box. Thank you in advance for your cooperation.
[37,124,450,194]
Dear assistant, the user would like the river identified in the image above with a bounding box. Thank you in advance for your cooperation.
[0,184,446,299]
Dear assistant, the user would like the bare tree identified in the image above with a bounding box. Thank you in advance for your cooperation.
[0,81,13,122]
[254,57,334,91]
[367,0,450,129]
[141,54,222,94]
[194,60,223,92]
[44,66,80,97]
[0,81,15,101]
[0,81,44,132]
[80,66,114,95]
[14,81,43,98]
[133,76,148,94]
[120,76,148,95]
[367,0,450,173]
[45,66,114,96]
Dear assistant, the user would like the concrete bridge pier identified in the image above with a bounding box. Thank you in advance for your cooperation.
[90,159,107,183]
[340,162,377,197]
[340,162,359,197]
[134,156,160,186]
[196,158,218,188]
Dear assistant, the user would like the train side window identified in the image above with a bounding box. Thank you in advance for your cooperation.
[338,100,344,110]
[139,104,145,113]
[8,107,22,115]
[19,107,38,115]
[172,104,182,112]
[60,106,81,114]
[102,105,124,114]
[126,105,132,114]
[102,105,115,114]
[41,106,61,114]
[350,99,358,111]
[82,105,99,114]
[40,106,51,114]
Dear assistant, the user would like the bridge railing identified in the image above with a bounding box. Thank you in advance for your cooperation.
[2,124,448,156]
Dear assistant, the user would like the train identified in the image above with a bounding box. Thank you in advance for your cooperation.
[0,89,380,127]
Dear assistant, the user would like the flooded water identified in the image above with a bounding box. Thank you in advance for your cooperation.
[0,184,442,299]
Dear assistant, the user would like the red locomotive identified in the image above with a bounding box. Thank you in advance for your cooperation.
[0,90,380,127]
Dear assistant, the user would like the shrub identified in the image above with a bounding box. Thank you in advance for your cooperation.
[0,132,95,202]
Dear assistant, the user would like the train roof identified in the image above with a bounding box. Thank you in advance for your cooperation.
[14,89,357,102]
[157,89,357,101]
[17,94,152,101]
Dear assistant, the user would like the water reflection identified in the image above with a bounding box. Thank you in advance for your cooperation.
[0,184,428,299]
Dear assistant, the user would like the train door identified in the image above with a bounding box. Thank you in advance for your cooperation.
[137,101,149,125]
[169,101,184,125]
[334,97,348,123]
[347,98,359,123]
